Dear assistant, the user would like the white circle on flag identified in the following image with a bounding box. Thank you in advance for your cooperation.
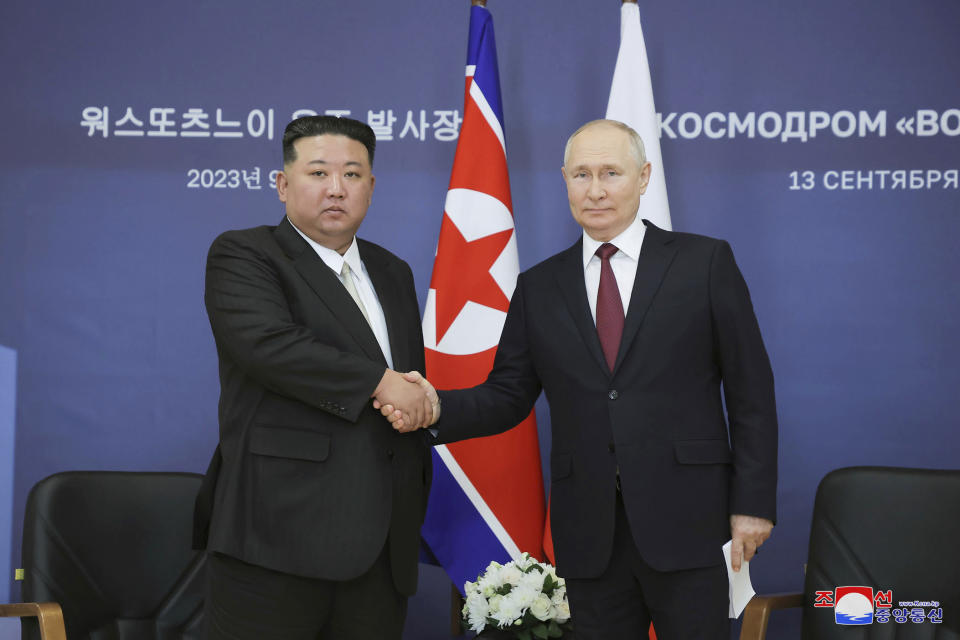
[443,188,518,301]
[444,188,513,240]
[423,188,519,355]
[423,289,508,355]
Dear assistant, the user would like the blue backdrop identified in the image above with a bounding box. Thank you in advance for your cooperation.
[1,1,958,637]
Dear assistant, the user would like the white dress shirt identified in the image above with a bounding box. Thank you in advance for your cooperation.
[582,214,646,324]
[288,219,394,369]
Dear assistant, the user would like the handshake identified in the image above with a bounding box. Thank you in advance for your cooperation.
[371,369,440,433]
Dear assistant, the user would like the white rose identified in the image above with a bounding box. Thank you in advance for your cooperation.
[499,565,523,585]
[530,593,553,621]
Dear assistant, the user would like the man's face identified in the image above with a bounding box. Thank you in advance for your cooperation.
[561,124,652,242]
[276,134,375,254]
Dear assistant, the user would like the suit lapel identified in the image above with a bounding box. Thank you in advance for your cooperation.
[613,220,677,373]
[555,239,611,378]
[273,219,386,365]
[359,240,411,371]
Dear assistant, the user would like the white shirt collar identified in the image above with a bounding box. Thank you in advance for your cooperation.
[287,217,362,275]
[581,215,646,268]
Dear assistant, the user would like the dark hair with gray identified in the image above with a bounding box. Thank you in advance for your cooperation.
[282,115,377,167]
[563,119,647,168]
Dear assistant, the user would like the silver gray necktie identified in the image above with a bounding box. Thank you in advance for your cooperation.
[340,262,372,327]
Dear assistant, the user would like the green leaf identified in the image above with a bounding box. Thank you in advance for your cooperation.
[531,623,550,639]
[547,621,563,637]
[517,630,532,640]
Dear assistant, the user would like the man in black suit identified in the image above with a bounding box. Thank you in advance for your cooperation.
[383,119,777,639]
[201,116,438,639]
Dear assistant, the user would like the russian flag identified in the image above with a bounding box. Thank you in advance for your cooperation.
[420,3,547,592]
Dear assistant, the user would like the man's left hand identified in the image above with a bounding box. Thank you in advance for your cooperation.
[373,371,440,433]
[730,514,773,572]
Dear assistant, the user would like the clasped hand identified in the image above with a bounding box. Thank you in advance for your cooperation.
[372,370,439,432]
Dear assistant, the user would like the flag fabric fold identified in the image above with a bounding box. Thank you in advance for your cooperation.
[420,4,546,593]
[606,2,673,231]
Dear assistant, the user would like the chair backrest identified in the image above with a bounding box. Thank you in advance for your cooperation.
[20,471,206,639]
[802,466,960,638]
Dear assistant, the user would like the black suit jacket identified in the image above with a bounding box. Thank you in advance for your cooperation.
[435,221,777,578]
[200,217,430,596]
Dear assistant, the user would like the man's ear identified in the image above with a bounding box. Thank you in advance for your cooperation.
[276,170,288,202]
[637,162,652,194]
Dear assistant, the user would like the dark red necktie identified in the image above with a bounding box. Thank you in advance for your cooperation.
[595,243,624,372]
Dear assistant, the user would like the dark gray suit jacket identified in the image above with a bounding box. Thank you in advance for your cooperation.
[435,221,777,578]
[200,217,430,596]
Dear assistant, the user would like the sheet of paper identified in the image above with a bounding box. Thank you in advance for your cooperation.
[723,539,756,618]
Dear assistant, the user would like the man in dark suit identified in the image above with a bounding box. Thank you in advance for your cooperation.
[383,119,777,639]
[201,116,438,639]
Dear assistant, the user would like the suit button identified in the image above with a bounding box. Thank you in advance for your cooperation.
[608,390,618,400]
[387,450,394,459]
[338,407,346,415]
[608,443,615,453]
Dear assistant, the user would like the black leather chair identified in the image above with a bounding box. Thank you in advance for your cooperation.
[1,471,206,639]
[741,466,960,639]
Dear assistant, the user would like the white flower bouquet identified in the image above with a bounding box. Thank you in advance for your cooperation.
[462,553,572,639]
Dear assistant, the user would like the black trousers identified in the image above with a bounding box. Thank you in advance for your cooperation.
[203,542,407,640]
[565,491,730,640]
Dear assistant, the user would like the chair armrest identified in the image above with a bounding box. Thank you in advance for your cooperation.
[739,592,803,640]
[0,602,67,640]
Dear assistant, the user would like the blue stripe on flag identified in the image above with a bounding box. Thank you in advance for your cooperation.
[466,5,504,129]
[421,447,511,593]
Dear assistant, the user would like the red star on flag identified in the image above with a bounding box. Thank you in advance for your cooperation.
[430,213,513,344]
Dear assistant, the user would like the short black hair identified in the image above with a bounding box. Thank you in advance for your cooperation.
[281,115,377,167]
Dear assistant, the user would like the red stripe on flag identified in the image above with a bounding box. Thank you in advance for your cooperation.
[448,414,544,557]
[447,95,513,211]
[542,495,555,565]
[426,347,545,558]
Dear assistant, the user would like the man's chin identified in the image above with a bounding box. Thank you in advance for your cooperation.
[581,221,618,240]
[317,216,357,232]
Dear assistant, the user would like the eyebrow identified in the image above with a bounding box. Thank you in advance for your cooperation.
[571,163,622,171]
[306,159,364,167]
